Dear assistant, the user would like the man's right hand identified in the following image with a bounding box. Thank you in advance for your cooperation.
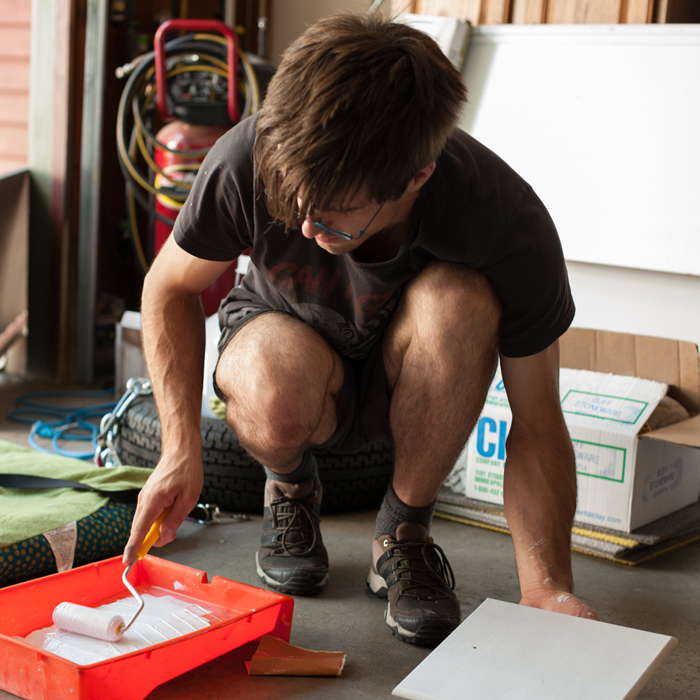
[125,235,238,565]
[123,448,204,564]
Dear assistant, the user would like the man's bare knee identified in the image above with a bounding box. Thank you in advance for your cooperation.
[214,313,343,459]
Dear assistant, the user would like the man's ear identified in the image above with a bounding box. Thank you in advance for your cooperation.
[406,162,436,193]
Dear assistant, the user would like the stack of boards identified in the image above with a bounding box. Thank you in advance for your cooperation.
[435,487,700,564]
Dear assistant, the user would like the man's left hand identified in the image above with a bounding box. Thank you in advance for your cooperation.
[520,588,599,620]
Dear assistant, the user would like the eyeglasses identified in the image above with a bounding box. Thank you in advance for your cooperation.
[311,202,385,241]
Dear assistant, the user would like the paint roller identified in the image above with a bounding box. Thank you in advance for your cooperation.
[52,509,171,642]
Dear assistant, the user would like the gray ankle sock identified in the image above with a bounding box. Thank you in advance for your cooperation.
[375,484,436,538]
[264,452,318,484]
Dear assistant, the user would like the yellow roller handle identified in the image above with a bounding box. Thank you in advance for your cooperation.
[136,508,172,560]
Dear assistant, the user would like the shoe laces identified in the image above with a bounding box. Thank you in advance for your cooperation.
[270,495,319,557]
[388,539,456,601]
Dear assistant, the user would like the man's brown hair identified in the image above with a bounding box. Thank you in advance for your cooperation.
[254,12,468,231]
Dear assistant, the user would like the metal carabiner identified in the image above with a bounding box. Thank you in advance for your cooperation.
[95,377,153,467]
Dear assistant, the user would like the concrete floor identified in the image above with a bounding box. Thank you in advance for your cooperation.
[0,378,698,699]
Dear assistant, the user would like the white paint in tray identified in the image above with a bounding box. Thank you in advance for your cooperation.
[24,593,228,666]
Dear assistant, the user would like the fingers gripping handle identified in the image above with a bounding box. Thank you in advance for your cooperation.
[136,507,172,559]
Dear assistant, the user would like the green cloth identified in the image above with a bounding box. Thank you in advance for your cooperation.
[210,395,226,419]
[0,439,152,549]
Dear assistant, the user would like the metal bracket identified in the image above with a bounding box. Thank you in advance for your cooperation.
[188,503,250,525]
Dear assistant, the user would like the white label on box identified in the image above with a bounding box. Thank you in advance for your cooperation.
[561,390,649,425]
[573,440,627,482]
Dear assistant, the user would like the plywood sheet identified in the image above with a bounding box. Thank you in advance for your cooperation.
[393,598,678,700]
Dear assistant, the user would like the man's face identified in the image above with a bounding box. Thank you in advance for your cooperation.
[298,192,403,255]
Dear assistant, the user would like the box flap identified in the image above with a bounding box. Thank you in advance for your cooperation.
[560,368,666,436]
[642,413,700,449]
[560,328,700,415]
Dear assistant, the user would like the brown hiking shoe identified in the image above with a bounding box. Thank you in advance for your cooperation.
[366,522,460,645]
[255,479,329,595]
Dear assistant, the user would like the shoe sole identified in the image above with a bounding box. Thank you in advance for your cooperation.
[255,551,329,596]
[368,567,458,646]
[366,566,388,598]
[385,608,458,646]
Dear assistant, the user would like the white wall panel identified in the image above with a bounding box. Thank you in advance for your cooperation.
[567,261,700,350]
[460,25,700,277]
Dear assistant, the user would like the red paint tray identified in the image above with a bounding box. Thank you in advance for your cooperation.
[0,555,294,700]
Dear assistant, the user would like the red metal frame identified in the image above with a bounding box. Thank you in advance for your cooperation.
[154,19,239,124]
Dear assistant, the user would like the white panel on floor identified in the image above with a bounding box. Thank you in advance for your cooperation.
[393,598,677,700]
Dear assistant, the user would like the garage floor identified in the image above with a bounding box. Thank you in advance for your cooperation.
[0,378,698,699]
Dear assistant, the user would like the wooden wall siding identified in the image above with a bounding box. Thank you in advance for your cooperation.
[409,0,694,23]
[481,0,512,24]
[546,0,619,22]
[510,0,547,23]
[546,0,653,22]
[415,0,484,24]
[623,0,654,23]
[0,0,31,175]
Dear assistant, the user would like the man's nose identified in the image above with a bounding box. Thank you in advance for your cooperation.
[301,217,321,239]
[301,209,329,237]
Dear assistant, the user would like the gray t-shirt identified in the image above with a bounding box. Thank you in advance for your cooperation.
[174,114,575,360]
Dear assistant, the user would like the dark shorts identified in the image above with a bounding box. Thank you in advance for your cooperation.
[213,293,392,454]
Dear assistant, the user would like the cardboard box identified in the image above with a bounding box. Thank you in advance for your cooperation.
[447,329,700,533]
[114,311,148,394]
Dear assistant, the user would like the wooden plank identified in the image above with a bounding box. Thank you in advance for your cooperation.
[393,599,678,700]
[0,124,28,159]
[0,93,29,124]
[0,156,25,173]
[481,0,511,24]
[546,0,622,23]
[510,0,547,23]
[654,0,669,21]
[620,0,653,22]
[0,59,30,90]
[417,0,483,24]
[0,26,32,59]
[0,0,32,24]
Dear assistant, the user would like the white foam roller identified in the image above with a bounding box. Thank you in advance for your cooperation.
[53,602,125,642]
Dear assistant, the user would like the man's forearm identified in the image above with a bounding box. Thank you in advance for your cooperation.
[141,273,206,457]
[502,421,577,597]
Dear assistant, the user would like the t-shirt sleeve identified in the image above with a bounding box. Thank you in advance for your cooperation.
[172,119,257,262]
[482,186,575,358]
